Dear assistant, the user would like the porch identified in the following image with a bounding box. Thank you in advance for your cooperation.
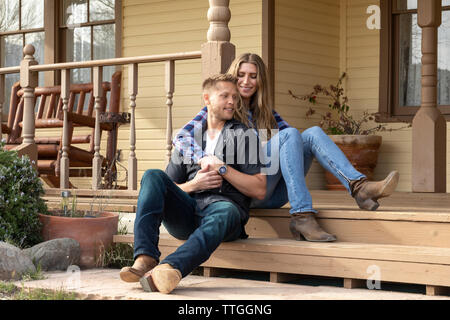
[42,189,450,297]
[1,0,450,298]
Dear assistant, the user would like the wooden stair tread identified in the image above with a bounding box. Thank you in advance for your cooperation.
[113,233,450,265]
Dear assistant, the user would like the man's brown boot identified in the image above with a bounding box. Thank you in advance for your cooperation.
[120,254,158,283]
[350,171,399,211]
[289,212,336,242]
[140,263,182,294]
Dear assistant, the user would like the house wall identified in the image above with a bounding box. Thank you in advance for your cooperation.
[342,0,443,192]
[274,0,341,189]
[114,0,263,186]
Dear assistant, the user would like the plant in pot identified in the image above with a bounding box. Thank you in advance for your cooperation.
[0,143,46,248]
[288,72,411,190]
[39,191,119,269]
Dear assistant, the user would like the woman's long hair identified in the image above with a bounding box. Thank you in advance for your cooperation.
[227,53,278,139]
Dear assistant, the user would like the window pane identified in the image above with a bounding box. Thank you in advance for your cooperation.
[66,26,91,83]
[63,0,88,25]
[90,0,115,22]
[398,12,450,106]
[398,14,421,107]
[444,0,450,7]
[397,0,417,10]
[24,32,45,87]
[438,11,450,105]
[93,24,115,81]
[21,0,44,29]
[1,34,22,118]
[0,0,19,32]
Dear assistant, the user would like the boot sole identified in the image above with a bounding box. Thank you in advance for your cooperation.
[290,226,337,242]
[140,273,159,292]
[120,267,145,283]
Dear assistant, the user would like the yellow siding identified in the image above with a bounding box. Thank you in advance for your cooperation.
[116,0,262,186]
[274,0,340,189]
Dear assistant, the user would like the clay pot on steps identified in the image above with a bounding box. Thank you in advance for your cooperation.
[38,212,119,269]
[325,135,382,190]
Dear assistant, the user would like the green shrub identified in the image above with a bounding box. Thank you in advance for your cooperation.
[0,143,47,248]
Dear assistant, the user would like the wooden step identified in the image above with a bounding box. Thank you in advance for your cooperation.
[113,233,450,295]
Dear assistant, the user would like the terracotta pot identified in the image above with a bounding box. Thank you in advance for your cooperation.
[325,135,382,190]
[38,212,119,269]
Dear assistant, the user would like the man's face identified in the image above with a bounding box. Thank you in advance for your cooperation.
[204,81,239,121]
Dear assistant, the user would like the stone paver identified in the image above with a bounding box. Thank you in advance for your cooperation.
[13,268,450,300]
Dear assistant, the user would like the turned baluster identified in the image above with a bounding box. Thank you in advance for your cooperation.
[60,69,70,189]
[128,63,138,190]
[165,60,175,164]
[92,66,103,190]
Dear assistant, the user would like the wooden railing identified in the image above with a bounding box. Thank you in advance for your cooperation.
[0,48,201,190]
[0,0,235,192]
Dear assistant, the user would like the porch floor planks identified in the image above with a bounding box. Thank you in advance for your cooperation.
[114,233,450,290]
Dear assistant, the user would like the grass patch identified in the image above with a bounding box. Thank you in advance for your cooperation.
[0,281,80,300]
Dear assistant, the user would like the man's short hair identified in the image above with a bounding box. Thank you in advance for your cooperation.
[202,74,238,92]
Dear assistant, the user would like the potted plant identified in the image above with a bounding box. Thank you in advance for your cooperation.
[289,73,410,190]
[38,191,119,269]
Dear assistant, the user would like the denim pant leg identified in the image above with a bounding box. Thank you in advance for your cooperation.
[133,169,198,261]
[253,127,316,214]
[161,201,242,278]
[301,126,366,193]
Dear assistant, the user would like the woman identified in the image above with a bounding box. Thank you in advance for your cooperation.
[173,53,399,242]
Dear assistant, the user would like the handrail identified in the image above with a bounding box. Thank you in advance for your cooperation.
[0,51,201,75]
[30,51,201,72]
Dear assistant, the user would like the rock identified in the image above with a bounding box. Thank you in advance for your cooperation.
[0,241,36,281]
[23,238,81,271]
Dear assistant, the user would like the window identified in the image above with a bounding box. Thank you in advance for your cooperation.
[0,0,45,113]
[0,0,121,116]
[379,0,450,121]
[61,0,117,83]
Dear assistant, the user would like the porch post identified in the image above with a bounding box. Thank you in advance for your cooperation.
[412,0,446,192]
[201,0,236,79]
[0,74,4,142]
[17,44,38,167]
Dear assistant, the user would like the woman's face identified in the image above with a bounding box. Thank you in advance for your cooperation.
[236,62,258,103]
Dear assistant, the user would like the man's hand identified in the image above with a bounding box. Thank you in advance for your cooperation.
[198,155,224,172]
[176,164,223,193]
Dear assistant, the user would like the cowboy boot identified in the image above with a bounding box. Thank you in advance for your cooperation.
[350,171,399,211]
[140,263,182,294]
[120,254,158,283]
[289,212,337,242]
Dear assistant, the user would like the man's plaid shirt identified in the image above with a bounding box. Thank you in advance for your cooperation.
[172,106,290,163]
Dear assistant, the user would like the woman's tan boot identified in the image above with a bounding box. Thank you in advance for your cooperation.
[120,254,158,283]
[140,263,182,294]
[289,212,336,242]
[350,171,399,211]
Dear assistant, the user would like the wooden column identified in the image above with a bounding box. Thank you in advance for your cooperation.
[412,0,446,192]
[0,74,4,142]
[165,60,175,164]
[201,0,236,79]
[17,44,38,167]
[92,66,103,190]
[60,69,70,189]
[128,64,138,191]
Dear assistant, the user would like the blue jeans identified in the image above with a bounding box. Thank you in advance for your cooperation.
[251,126,365,214]
[133,169,242,278]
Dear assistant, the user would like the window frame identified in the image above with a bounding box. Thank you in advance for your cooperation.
[379,0,450,122]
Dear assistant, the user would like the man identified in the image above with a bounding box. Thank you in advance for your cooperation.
[119,74,266,294]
